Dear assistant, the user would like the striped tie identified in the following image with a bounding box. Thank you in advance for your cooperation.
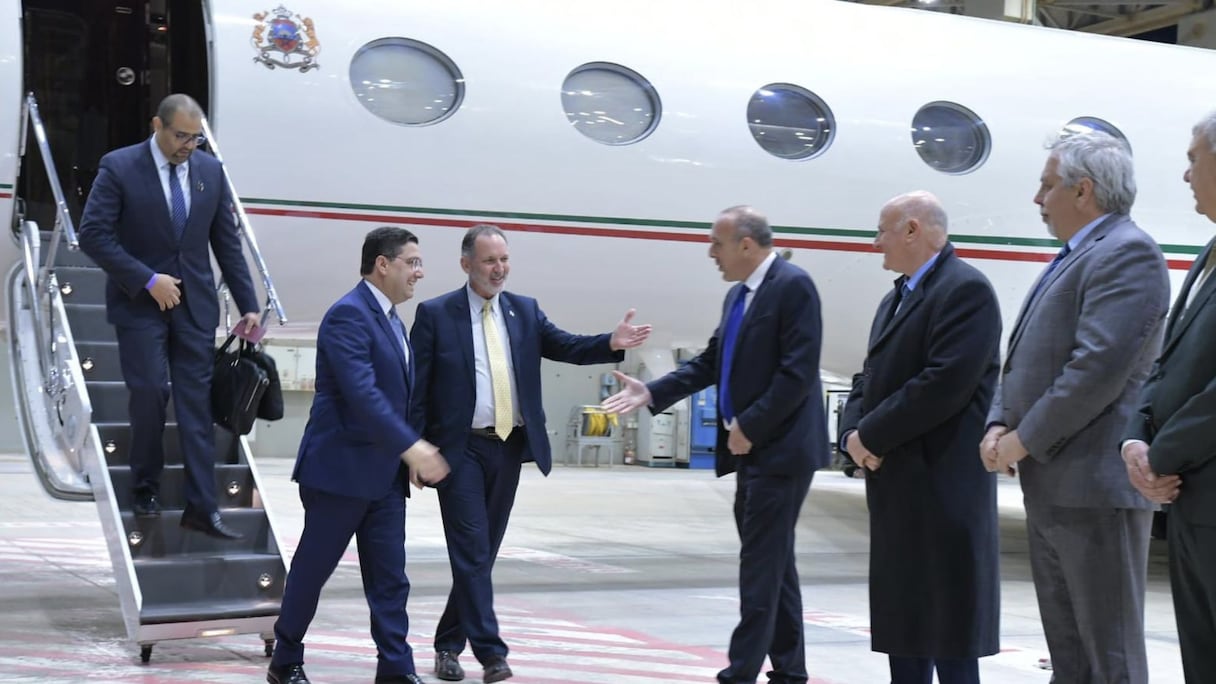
[168,163,187,237]
[482,300,514,439]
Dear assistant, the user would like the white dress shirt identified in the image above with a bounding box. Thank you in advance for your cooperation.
[468,286,522,428]
[739,251,778,316]
[148,137,191,218]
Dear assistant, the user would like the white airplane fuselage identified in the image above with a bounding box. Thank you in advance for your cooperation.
[3,0,1215,381]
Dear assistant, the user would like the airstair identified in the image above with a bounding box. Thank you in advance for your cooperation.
[6,93,290,662]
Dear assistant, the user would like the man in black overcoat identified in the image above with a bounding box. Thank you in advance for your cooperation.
[839,191,1001,684]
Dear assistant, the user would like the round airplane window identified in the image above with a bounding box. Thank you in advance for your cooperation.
[911,102,991,174]
[747,84,835,160]
[349,38,464,126]
[1062,117,1132,154]
[561,63,661,145]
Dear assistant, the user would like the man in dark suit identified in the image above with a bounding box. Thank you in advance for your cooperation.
[79,93,260,539]
[983,132,1169,684]
[838,192,1000,684]
[410,224,650,682]
[604,205,828,684]
[267,227,450,684]
[1122,111,1216,683]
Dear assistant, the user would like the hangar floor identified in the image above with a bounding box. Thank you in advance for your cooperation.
[0,454,1183,683]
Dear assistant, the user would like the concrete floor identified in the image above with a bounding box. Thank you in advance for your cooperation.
[0,454,1184,683]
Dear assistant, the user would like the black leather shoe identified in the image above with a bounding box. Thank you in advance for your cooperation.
[267,663,310,684]
[132,494,160,518]
[180,509,244,540]
[435,650,465,681]
[482,657,513,683]
[374,675,424,684]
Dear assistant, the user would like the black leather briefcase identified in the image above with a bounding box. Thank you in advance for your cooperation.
[211,334,270,435]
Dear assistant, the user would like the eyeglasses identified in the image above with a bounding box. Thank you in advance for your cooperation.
[165,125,206,147]
[389,254,424,271]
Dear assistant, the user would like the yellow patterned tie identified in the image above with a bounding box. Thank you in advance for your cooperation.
[483,300,514,439]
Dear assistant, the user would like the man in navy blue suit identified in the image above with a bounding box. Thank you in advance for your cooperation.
[605,206,828,684]
[79,93,260,539]
[267,227,450,684]
[410,224,650,682]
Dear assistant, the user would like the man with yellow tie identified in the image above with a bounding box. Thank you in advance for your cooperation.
[410,224,651,682]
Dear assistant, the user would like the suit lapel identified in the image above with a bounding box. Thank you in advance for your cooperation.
[868,246,954,351]
[359,282,410,380]
[500,292,525,374]
[1161,241,1216,358]
[137,145,174,237]
[1007,216,1116,355]
[447,290,476,393]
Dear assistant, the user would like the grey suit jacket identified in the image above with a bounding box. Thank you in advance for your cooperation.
[1125,238,1216,525]
[987,214,1169,509]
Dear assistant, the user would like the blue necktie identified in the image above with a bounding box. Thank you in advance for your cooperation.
[168,163,187,237]
[1027,243,1072,304]
[892,280,912,319]
[718,285,749,424]
[388,308,408,361]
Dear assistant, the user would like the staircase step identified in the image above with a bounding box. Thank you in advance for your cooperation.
[77,341,122,382]
[45,242,99,269]
[110,464,257,512]
[53,266,107,305]
[95,421,239,467]
[140,597,281,625]
[62,302,110,339]
[135,552,285,610]
[122,508,278,558]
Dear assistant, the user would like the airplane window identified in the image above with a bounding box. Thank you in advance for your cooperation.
[746,84,835,160]
[562,63,660,145]
[911,102,990,174]
[349,38,464,126]
[1063,117,1132,153]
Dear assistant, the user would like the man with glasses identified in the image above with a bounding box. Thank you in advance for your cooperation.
[268,226,449,684]
[80,93,261,539]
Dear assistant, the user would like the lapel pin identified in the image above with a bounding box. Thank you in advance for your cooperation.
[196,180,204,192]
[509,310,515,317]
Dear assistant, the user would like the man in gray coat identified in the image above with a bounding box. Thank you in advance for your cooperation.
[840,192,1000,684]
[1122,111,1216,683]
[983,131,1169,684]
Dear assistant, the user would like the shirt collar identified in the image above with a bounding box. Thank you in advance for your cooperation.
[904,250,943,292]
[1065,213,1110,252]
[466,284,500,313]
[364,278,394,316]
[148,136,189,175]
[742,251,778,292]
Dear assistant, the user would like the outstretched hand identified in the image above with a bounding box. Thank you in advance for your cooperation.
[601,370,652,415]
[610,309,652,351]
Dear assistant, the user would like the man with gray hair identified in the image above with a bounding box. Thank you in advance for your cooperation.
[1121,111,1216,682]
[982,131,1169,683]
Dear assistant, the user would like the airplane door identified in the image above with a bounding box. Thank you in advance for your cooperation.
[18,0,210,232]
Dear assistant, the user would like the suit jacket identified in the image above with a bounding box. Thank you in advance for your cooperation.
[838,245,1001,658]
[1125,237,1216,525]
[988,214,1169,509]
[410,288,624,475]
[293,281,419,500]
[79,141,258,330]
[648,256,830,477]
